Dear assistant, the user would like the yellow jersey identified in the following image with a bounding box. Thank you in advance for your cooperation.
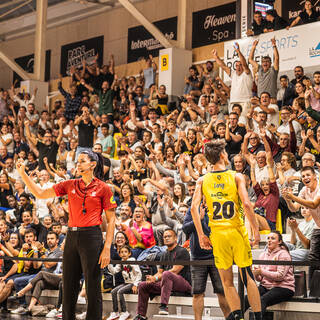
[202,169,244,229]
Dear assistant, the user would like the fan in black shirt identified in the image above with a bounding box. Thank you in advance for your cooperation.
[135,229,191,318]
[287,1,320,29]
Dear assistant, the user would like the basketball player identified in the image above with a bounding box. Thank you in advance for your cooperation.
[191,140,262,320]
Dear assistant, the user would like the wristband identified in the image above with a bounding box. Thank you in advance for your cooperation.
[155,275,159,281]
[34,250,38,253]
[170,207,175,211]
[23,252,27,255]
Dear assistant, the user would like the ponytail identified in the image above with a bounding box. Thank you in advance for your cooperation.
[93,152,105,180]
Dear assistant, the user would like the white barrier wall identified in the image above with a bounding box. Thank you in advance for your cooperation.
[223,21,320,78]
[158,47,192,98]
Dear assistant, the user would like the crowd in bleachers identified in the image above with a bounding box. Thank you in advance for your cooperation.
[0,2,319,319]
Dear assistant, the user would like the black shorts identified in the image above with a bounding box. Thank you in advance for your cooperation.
[191,264,224,295]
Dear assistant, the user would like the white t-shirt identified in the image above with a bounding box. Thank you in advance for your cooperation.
[299,184,320,229]
[277,121,302,146]
[0,133,14,153]
[230,70,253,103]
[35,181,55,218]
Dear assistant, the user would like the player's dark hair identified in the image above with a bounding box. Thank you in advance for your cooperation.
[204,139,226,165]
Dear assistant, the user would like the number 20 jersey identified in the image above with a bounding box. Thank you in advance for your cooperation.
[202,170,244,230]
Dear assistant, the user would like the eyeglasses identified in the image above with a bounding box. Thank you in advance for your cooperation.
[82,189,87,215]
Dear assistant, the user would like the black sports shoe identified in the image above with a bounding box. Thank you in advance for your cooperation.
[133,314,147,320]
[158,306,169,315]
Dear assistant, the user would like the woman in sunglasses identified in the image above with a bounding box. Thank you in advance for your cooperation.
[16,150,116,320]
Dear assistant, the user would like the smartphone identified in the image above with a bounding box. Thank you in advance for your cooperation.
[233,42,239,50]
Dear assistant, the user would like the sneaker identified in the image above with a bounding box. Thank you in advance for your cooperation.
[46,308,59,318]
[77,296,86,304]
[158,306,169,315]
[133,315,147,320]
[11,306,27,314]
[119,311,131,320]
[76,311,87,320]
[107,311,120,320]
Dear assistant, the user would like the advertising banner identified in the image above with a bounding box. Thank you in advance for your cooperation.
[60,36,104,76]
[13,50,51,85]
[192,2,236,48]
[127,17,177,63]
[223,22,320,78]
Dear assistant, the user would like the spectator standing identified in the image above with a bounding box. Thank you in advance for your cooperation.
[225,113,246,160]
[24,119,63,170]
[74,106,98,159]
[0,90,11,121]
[141,55,157,93]
[99,123,115,158]
[250,152,279,230]
[249,38,279,99]
[81,77,117,120]
[277,75,296,108]
[212,45,253,124]
[34,171,54,219]
[58,78,82,122]
[305,71,320,112]
[283,166,320,282]
[0,124,14,154]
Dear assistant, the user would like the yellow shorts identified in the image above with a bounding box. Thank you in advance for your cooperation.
[210,226,252,270]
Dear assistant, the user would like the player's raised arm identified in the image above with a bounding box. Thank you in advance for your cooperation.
[235,173,260,246]
[16,159,56,199]
[191,177,212,250]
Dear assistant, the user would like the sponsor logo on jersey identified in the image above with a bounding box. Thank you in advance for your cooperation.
[211,192,228,199]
